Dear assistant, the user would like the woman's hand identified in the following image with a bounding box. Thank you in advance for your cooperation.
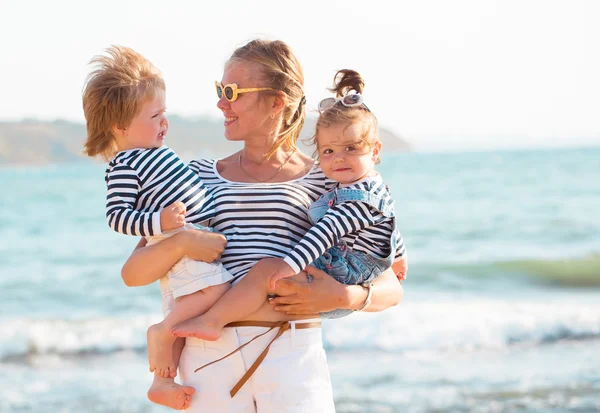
[268,266,349,315]
[121,227,226,287]
[181,229,227,263]
[269,265,403,314]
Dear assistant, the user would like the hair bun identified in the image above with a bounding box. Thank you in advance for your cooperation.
[329,69,365,98]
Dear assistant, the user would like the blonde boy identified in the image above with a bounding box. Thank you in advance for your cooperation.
[82,46,232,410]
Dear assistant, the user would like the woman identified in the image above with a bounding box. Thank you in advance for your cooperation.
[121,39,405,412]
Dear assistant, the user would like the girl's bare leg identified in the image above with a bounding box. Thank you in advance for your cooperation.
[171,259,276,341]
[147,282,230,377]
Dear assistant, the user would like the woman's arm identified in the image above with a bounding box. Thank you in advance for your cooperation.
[121,229,227,287]
[269,266,403,315]
[345,268,403,312]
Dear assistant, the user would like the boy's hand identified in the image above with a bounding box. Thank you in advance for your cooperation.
[160,201,186,232]
[269,261,296,290]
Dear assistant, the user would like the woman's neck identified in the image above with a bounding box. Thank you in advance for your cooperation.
[241,142,287,165]
[217,147,314,184]
[240,126,287,164]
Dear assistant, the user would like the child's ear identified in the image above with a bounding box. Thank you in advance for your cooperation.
[372,141,382,161]
[112,124,126,138]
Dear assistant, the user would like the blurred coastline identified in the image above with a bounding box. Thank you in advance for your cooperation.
[0,116,410,166]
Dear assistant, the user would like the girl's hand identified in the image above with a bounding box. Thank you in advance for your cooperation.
[392,256,408,281]
[269,265,347,315]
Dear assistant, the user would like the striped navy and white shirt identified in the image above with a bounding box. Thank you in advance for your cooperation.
[105,146,214,237]
[189,159,405,281]
[189,159,332,281]
[283,175,405,274]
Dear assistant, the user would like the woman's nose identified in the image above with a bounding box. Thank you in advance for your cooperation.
[216,96,230,111]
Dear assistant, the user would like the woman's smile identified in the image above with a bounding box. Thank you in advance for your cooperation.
[224,116,238,126]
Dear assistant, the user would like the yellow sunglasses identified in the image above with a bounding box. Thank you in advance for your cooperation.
[215,81,274,102]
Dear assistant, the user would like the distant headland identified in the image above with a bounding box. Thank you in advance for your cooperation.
[0,115,410,165]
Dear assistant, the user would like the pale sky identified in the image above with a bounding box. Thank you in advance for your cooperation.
[1,0,599,151]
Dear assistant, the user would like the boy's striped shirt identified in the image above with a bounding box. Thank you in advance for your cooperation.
[105,146,214,236]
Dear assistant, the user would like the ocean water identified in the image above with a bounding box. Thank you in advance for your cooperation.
[1,147,599,413]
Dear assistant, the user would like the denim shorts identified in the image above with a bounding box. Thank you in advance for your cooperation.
[306,182,399,319]
[310,243,390,319]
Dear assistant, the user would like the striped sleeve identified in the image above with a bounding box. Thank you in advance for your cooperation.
[188,160,202,176]
[283,201,386,273]
[177,160,214,224]
[105,164,162,236]
[395,231,406,259]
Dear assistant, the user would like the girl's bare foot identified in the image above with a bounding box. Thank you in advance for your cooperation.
[147,322,177,377]
[148,376,195,410]
[171,316,222,341]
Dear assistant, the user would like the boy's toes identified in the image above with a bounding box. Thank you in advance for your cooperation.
[183,390,194,408]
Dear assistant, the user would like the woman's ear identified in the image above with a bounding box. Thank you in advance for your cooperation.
[271,91,287,117]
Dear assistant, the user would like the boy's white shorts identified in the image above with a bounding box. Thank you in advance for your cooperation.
[147,223,233,316]
[179,320,336,412]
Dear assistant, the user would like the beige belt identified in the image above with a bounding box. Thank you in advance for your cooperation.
[194,320,321,397]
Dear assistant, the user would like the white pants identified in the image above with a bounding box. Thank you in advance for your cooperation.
[147,223,234,316]
[179,319,336,412]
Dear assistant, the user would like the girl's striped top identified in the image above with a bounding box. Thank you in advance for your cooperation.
[283,175,405,274]
[189,159,405,281]
[105,146,214,237]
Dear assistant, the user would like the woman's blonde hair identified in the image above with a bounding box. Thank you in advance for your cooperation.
[228,39,306,159]
[312,69,380,163]
[82,45,165,161]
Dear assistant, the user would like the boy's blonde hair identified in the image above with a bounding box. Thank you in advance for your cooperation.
[312,69,380,163]
[228,39,306,159]
[82,45,165,160]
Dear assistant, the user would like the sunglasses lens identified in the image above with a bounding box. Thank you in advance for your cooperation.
[216,85,223,98]
[224,86,234,101]
[318,98,336,111]
[342,94,362,106]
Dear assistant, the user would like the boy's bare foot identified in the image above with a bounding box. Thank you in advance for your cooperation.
[171,316,222,341]
[148,377,195,410]
[148,323,177,377]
